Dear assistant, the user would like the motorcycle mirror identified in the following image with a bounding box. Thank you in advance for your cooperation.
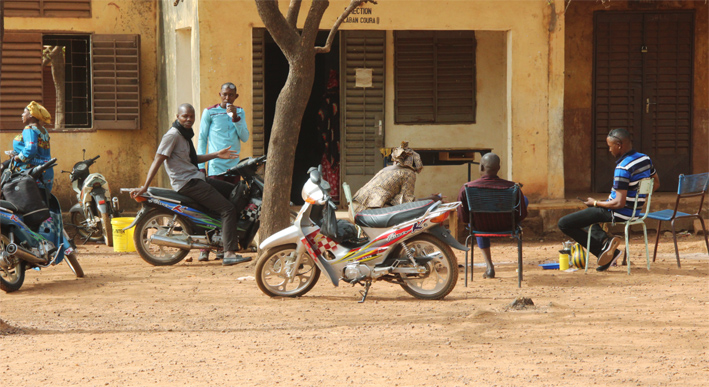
[309,169,321,185]
[82,149,86,159]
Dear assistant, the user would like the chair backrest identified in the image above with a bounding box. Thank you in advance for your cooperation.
[465,185,520,232]
[631,178,654,222]
[342,182,355,220]
[678,172,709,195]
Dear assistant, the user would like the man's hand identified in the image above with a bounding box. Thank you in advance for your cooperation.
[131,186,147,199]
[216,146,239,160]
[583,197,596,207]
[226,104,240,122]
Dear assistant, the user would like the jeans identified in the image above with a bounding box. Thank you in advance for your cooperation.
[557,207,614,258]
[178,178,239,252]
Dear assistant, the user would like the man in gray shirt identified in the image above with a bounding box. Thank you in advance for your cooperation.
[131,104,248,266]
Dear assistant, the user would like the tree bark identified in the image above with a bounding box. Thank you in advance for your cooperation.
[48,47,65,129]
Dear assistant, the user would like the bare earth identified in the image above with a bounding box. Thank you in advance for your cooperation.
[1,234,707,386]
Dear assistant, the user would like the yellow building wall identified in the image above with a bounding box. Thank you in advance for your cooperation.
[1,0,158,211]
[182,0,565,201]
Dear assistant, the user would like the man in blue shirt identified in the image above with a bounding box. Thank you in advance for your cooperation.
[197,82,250,261]
[558,128,660,271]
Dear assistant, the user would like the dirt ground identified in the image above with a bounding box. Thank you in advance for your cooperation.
[1,233,707,386]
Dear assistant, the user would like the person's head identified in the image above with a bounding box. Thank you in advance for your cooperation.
[176,103,196,128]
[606,128,632,158]
[23,101,51,126]
[219,82,239,107]
[479,153,501,177]
[391,141,423,173]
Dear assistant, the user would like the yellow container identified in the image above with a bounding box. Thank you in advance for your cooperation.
[559,250,570,271]
[111,217,136,252]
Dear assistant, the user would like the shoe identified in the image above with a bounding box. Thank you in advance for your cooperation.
[222,255,252,266]
[198,251,210,262]
[597,237,620,266]
[597,249,622,272]
[483,268,495,279]
[215,251,224,261]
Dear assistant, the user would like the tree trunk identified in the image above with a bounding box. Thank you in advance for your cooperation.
[260,51,316,237]
[47,46,66,128]
[1,0,5,82]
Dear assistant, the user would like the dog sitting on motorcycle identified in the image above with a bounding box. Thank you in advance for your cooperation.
[131,104,249,266]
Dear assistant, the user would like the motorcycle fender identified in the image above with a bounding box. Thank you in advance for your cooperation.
[69,203,83,214]
[427,225,470,252]
[92,193,110,214]
[123,206,148,230]
[259,225,301,251]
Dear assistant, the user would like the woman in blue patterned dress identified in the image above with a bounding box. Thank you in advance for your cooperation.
[12,101,54,192]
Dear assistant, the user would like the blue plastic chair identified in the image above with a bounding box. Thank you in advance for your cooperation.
[645,173,709,268]
[463,185,523,288]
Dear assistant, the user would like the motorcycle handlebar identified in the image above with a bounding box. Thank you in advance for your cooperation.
[29,157,58,179]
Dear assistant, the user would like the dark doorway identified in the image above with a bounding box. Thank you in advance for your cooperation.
[263,31,340,204]
[593,11,693,192]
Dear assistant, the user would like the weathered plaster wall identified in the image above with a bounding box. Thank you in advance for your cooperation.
[564,0,709,191]
[1,0,158,210]
[193,0,564,202]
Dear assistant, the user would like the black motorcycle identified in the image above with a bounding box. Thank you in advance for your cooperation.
[122,156,266,266]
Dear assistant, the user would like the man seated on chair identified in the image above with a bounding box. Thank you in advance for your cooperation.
[457,153,528,279]
[351,142,439,214]
[558,128,660,272]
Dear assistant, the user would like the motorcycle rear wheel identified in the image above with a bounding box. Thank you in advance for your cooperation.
[134,210,192,266]
[64,252,84,278]
[256,245,320,297]
[71,210,104,242]
[0,234,26,293]
[397,234,458,300]
[101,212,113,247]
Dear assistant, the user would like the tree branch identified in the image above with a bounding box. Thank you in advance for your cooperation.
[301,0,330,47]
[315,0,377,54]
[255,0,301,59]
[286,0,302,29]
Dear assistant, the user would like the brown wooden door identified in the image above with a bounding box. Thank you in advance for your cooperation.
[593,12,693,192]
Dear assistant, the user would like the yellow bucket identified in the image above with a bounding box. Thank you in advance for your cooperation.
[111,217,136,252]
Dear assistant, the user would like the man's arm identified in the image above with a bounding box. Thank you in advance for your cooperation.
[233,108,249,143]
[196,146,238,164]
[652,171,660,192]
[130,154,168,198]
[584,189,627,210]
[197,109,211,170]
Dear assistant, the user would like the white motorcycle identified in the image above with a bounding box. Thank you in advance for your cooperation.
[256,166,467,302]
[67,151,119,246]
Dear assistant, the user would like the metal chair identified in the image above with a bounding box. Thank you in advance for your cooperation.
[585,178,654,275]
[463,185,523,288]
[646,172,709,268]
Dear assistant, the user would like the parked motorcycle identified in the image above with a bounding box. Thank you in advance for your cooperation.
[122,155,267,266]
[256,166,467,302]
[0,157,84,293]
[66,151,119,246]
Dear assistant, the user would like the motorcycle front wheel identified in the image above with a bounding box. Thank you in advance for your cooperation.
[134,210,192,266]
[255,246,320,297]
[64,252,84,278]
[0,234,26,293]
[397,234,458,300]
[100,212,113,247]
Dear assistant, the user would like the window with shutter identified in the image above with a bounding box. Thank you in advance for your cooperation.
[0,32,43,130]
[3,0,91,18]
[394,31,476,124]
[92,34,140,130]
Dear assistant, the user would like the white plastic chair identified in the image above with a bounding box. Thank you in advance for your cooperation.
[586,178,654,275]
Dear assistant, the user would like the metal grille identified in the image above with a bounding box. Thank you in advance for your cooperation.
[43,34,92,128]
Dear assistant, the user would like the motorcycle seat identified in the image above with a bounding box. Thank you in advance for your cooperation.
[147,187,214,215]
[354,200,435,229]
[0,200,19,213]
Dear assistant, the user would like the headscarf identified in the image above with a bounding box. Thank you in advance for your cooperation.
[391,141,423,173]
[26,101,52,124]
[172,120,199,168]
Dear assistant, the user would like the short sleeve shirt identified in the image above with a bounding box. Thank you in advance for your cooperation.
[156,127,205,191]
[609,150,656,220]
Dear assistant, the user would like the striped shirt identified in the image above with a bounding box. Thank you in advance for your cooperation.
[609,150,656,220]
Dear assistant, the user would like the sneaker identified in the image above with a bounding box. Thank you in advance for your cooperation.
[198,251,210,262]
[222,255,252,266]
[597,237,620,266]
[215,251,224,261]
[596,249,622,272]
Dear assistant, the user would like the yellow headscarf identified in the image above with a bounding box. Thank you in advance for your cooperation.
[26,101,52,125]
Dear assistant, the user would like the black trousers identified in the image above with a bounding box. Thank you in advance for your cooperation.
[558,207,614,258]
[178,178,239,252]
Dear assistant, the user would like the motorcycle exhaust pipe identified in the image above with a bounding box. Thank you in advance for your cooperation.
[5,243,47,265]
[149,235,211,250]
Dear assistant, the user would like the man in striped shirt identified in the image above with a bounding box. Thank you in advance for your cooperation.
[558,128,660,271]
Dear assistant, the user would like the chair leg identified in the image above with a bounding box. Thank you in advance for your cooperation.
[470,241,475,284]
[517,236,523,288]
[464,235,472,287]
[585,224,594,273]
[625,223,631,275]
[671,220,681,269]
[641,222,650,271]
[652,220,662,263]
[698,217,709,257]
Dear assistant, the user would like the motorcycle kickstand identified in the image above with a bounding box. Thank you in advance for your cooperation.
[358,280,372,303]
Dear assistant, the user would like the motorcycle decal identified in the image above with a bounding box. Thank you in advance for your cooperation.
[338,224,416,263]
[149,199,221,228]
[301,237,320,262]
[0,212,45,242]
[311,233,339,255]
